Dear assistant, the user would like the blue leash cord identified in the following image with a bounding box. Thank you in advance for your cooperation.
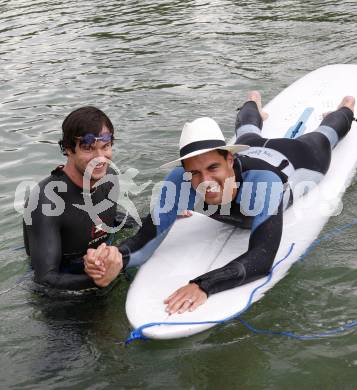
[126,220,357,344]
[236,318,357,340]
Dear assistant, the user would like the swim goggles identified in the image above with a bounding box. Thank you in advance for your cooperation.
[75,133,114,145]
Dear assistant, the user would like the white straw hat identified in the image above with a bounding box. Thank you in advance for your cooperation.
[161,117,249,169]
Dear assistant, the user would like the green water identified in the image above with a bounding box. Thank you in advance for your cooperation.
[1,1,357,388]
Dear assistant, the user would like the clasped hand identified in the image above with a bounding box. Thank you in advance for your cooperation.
[84,243,123,287]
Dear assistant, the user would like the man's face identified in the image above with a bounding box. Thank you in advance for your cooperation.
[67,126,113,182]
[184,150,236,205]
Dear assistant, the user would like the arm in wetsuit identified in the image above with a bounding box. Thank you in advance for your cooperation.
[24,180,96,291]
[118,167,196,268]
[190,170,284,295]
[25,209,96,291]
[24,166,133,291]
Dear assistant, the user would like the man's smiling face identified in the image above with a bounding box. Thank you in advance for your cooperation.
[184,150,237,205]
[67,126,113,183]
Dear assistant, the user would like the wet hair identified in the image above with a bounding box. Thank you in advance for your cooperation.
[58,106,114,155]
[181,149,229,168]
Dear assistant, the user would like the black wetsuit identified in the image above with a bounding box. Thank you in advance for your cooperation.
[118,102,354,296]
[23,166,121,290]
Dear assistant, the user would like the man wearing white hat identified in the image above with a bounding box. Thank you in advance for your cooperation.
[84,92,355,314]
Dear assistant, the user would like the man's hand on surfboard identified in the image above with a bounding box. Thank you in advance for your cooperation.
[164,283,207,315]
[84,243,123,287]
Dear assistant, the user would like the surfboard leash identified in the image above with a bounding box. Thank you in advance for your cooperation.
[125,219,357,345]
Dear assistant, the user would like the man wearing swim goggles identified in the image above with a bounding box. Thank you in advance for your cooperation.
[60,121,115,185]
[76,132,114,148]
[23,106,126,291]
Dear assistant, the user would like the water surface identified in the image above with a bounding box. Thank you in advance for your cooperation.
[1,1,357,388]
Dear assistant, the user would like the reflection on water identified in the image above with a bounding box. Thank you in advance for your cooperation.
[0,0,357,388]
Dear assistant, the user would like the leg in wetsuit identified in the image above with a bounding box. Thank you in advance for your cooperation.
[234,99,354,183]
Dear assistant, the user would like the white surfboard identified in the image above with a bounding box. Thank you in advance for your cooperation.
[126,64,357,340]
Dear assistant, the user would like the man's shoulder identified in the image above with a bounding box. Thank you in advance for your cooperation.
[241,168,283,184]
[30,166,77,207]
[235,155,287,184]
[236,154,276,172]
[37,166,68,188]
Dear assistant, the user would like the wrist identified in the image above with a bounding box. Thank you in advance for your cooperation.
[118,244,131,270]
[94,278,111,288]
[189,281,209,297]
[189,279,210,297]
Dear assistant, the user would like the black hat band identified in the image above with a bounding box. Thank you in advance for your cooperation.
[179,139,226,158]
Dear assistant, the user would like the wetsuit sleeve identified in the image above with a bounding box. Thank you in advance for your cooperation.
[25,196,96,291]
[118,167,197,268]
[191,171,284,296]
[118,213,159,269]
